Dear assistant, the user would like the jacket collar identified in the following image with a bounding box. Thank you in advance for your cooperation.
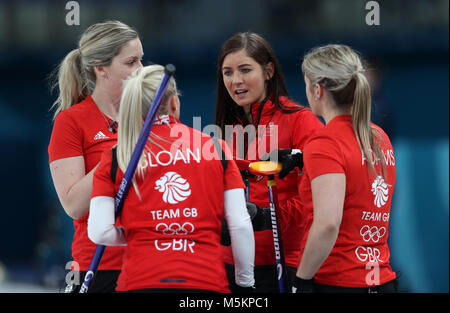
[249,97,277,127]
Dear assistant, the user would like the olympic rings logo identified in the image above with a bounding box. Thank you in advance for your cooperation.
[155,222,195,235]
[360,225,386,243]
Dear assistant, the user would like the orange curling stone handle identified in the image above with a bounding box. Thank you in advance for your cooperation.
[248,161,282,176]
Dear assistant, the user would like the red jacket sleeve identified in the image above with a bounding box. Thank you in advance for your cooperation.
[91,148,116,199]
[304,135,345,180]
[291,109,324,150]
[221,139,245,191]
[48,111,83,163]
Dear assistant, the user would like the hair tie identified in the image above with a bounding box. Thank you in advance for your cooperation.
[353,68,365,77]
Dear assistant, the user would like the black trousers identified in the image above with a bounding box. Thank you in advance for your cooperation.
[65,270,121,293]
[122,289,218,293]
[313,279,398,293]
[225,263,297,293]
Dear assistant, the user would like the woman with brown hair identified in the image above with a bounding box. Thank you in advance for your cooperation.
[215,32,323,292]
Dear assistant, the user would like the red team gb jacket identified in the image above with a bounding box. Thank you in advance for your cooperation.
[91,116,245,292]
[48,95,125,271]
[222,96,324,268]
[299,115,397,287]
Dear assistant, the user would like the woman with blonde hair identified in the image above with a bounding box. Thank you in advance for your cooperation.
[48,20,144,292]
[276,44,398,292]
[88,65,255,293]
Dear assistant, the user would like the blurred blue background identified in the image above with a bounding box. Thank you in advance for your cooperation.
[0,0,447,292]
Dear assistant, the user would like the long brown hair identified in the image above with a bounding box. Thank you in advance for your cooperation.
[215,32,301,135]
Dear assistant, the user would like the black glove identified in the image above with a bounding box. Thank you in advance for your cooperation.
[292,276,315,293]
[232,285,256,293]
[246,201,272,231]
[246,201,258,219]
[221,201,272,246]
[261,149,303,179]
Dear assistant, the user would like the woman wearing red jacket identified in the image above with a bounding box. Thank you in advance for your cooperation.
[48,20,144,292]
[88,65,255,293]
[276,44,398,293]
[215,32,324,292]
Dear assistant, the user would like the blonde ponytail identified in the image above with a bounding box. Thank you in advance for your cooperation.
[352,71,385,176]
[50,20,139,119]
[302,44,386,177]
[117,65,178,196]
[50,49,89,119]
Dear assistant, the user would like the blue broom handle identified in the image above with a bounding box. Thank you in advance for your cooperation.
[267,176,289,293]
[79,64,176,293]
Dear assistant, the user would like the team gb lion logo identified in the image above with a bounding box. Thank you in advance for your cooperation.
[371,176,389,208]
[155,172,191,204]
